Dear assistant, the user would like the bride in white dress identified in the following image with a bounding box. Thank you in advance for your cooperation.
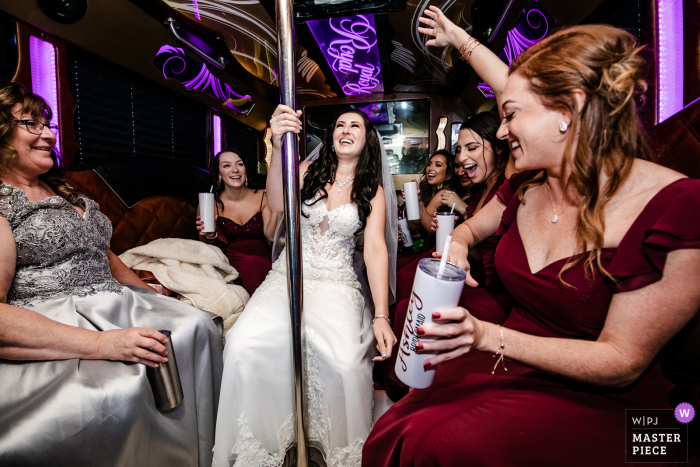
[212,104,397,467]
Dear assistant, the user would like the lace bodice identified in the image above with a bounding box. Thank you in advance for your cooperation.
[0,183,123,307]
[272,195,361,286]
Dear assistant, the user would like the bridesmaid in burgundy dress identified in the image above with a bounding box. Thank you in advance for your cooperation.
[385,113,518,393]
[364,8,700,466]
[396,150,464,271]
[197,149,279,296]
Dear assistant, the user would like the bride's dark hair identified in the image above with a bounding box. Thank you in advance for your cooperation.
[300,110,382,235]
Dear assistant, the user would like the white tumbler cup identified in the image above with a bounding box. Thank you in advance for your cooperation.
[403,182,420,220]
[435,212,455,252]
[398,217,413,247]
[395,258,465,389]
[198,193,216,233]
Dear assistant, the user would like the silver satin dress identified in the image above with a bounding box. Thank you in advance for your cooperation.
[0,184,224,467]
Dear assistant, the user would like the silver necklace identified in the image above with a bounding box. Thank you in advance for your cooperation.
[545,182,571,223]
[334,176,355,193]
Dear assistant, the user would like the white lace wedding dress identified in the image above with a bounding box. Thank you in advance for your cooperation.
[212,194,375,467]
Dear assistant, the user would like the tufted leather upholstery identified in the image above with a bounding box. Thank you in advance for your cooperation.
[66,170,199,255]
[650,99,700,179]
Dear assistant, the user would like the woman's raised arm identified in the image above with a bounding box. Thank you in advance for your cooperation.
[419,6,510,109]
[267,105,303,213]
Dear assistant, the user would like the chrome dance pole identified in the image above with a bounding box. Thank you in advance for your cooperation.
[275,0,309,465]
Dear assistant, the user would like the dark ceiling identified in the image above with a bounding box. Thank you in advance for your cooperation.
[2,0,639,131]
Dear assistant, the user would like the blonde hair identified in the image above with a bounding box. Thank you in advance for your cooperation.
[511,25,650,282]
[0,81,81,203]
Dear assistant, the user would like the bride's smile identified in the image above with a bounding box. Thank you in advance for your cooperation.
[333,113,367,158]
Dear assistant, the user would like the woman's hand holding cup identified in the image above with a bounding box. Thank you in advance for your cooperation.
[196,214,218,240]
[415,306,486,367]
[432,240,478,287]
[270,104,302,149]
[430,211,459,232]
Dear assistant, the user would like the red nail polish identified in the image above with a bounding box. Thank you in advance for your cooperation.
[424,361,432,368]
[416,327,425,335]
[433,312,441,319]
[415,342,423,350]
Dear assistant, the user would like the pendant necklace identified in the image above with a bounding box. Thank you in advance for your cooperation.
[545,182,570,224]
[334,176,355,193]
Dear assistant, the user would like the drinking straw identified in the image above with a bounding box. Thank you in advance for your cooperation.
[438,235,452,277]
[210,185,214,193]
[450,202,455,214]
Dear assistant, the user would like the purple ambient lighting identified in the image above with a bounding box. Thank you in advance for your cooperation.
[153,45,254,115]
[358,102,389,123]
[213,114,222,156]
[477,5,553,98]
[657,0,683,123]
[29,36,60,158]
[192,0,201,21]
[307,14,384,95]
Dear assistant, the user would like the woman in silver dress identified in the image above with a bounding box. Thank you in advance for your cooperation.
[0,82,223,466]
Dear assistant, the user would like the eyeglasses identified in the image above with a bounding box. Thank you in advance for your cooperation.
[15,119,58,135]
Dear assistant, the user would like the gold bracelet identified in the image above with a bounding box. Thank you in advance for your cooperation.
[458,37,481,63]
[491,325,508,374]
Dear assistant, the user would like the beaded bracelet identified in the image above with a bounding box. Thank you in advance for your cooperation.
[491,325,508,374]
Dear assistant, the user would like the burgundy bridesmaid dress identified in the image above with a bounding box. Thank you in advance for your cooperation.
[364,176,700,467]
[216,194,272,296]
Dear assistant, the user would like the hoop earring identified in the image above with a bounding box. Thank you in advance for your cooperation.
[559,122,568,133]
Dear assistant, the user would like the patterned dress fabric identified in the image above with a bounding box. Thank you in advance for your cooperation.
[213,194,375,467]
[0,183,223,467]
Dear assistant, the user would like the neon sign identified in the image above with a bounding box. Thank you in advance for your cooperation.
[153,45,254,115]
[308,14,384,96]
[477,4,554,98]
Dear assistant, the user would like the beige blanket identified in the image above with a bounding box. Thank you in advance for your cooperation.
[120,238,249,335]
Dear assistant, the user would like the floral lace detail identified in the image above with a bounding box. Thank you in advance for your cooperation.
[0,183,123,307]
[223,412,294,467]
[221,333,365,467]
[329,438,364,467]
[272,196,361,287]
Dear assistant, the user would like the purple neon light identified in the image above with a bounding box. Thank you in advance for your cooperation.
[192,0,201,20]
[213,114,222,155]
[477,6,552,98]
[29,36,60,158]
[657,0,683,123]
[307,15,384,96]
[154,45,253,114]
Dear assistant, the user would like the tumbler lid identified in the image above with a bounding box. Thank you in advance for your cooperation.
[418,258,466,282]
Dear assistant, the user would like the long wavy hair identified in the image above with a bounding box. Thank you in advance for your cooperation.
[511,25,650,282]
[300,110,381,235]
[208,147,260,213]
[0,81,80,203]
[418,149,461,206]
[458,111,509,199]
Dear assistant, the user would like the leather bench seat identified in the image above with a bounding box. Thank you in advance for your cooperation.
[66,169,199,255]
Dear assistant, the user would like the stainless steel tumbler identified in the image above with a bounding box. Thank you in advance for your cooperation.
[146,330,184,412]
